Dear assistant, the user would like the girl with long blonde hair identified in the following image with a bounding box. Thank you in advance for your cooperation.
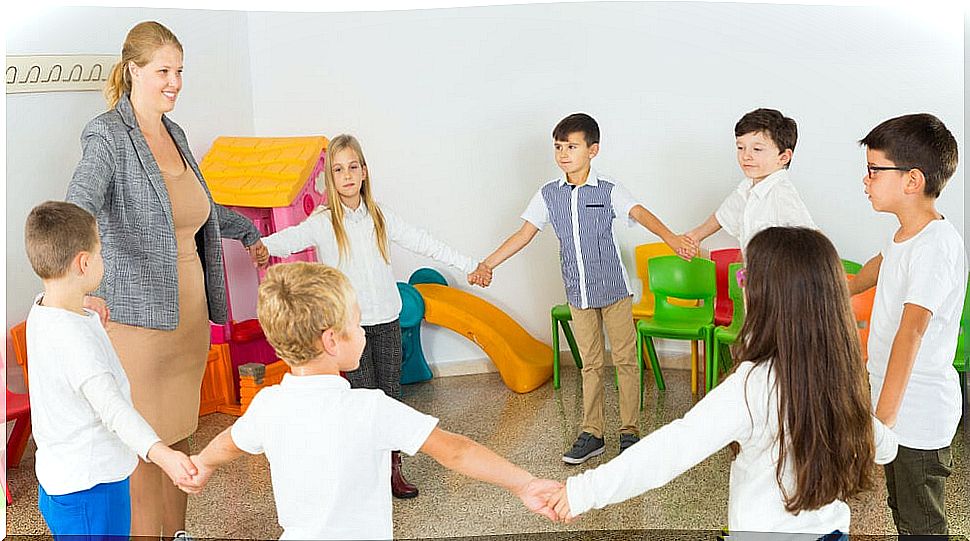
[259,133,486,497]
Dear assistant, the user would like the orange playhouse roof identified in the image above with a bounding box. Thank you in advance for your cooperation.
[200,136,329,208]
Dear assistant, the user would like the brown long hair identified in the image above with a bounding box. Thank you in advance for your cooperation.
[104,21,183,108]
[735,227,875,513]
[316,134,389,263]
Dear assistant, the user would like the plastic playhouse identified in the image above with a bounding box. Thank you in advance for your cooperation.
[196,135,329,415]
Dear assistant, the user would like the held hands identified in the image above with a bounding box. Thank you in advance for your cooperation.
[547,485,575,523]
[176,454,216,495]
[246,239,270,269]
[670,234,699,261]
[147,443,197,490]
[467,262,493,288]
[83,295,110,325]
[514,477,564,522]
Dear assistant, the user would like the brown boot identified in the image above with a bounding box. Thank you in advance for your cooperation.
[391,450,418,499]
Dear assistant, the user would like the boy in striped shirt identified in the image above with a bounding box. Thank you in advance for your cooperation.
[476,113,696,463]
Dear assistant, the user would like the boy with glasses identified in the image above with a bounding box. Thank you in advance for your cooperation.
[851,113,964,536]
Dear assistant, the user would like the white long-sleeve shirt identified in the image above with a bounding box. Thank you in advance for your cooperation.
[714,169,816,251]
[27,296,161,495]
[566,361,898,535]
[262,201,478,326]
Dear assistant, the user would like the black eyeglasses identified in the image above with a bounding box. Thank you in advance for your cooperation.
[867,165,914,179]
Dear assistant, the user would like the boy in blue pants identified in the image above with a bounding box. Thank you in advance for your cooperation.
[476,113,695,464]
[24,201,195,539]
[851,113,965,536]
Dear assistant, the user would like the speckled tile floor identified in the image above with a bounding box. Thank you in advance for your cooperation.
[5,361,969,539]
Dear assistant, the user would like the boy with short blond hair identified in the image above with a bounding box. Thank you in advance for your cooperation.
[474,113,696,464]
[686,108,816,251]
[180,262,560,540]
[850,113,965,536]
[24,201,195,538]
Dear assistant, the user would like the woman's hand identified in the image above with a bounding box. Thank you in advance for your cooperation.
[246,240,270,268]
[83,295,110,325]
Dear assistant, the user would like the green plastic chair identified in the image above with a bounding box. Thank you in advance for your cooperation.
[551,304,583,389]
[954,276,969,409]
[636,256,716,404]
[710,263,745,392]
[841,259,862,275]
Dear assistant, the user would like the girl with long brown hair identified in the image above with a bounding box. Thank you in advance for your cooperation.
[546,227,898,535]
[258,133,487,498]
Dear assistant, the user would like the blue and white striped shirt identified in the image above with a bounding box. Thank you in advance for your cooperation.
[521,169,637,309]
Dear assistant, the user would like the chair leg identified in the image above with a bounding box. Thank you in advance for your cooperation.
[690,341,699,395]
[552,317,561,390]
[636,330,644,410]
[7,414,32,469]
[644,336,666,392]
[4,476,11,506]
[704,336,715,394]
[561,320,583,369]
[708,337,720,393]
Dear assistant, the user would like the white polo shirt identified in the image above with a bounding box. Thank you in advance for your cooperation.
[231,373,439,540]
[262,201,478,326]
[714,169,816,251]
[867,218,967,449]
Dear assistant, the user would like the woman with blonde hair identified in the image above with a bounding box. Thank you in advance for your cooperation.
[257,133,488,498]
[67,21,264,537]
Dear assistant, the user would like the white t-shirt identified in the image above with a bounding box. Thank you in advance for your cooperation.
[714,169,816,251]
[262,202,477,326]
[230,373,439,540]
[566,361,898,535]
[867,218,967,449]
[27,297,161,495]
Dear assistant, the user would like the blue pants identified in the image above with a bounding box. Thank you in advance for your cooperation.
[38,478,131,541]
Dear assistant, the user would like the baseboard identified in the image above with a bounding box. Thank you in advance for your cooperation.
[429,342,692,378]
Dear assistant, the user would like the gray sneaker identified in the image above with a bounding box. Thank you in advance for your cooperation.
[562,431,606,464]
[173,531,196,541]
[619,433,640,454]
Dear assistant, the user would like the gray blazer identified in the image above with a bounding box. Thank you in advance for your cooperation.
[67,94,260,330]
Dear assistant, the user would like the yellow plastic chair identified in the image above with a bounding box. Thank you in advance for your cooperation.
[632,242,700,391]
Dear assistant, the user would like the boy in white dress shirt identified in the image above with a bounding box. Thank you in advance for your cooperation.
[178,262,561,540]
[686,108,816,251]
[24,201,195,539]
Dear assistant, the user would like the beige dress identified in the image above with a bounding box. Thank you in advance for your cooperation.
[107,162,211,444]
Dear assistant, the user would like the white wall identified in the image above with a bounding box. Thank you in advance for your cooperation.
[5,7,256,390]
[5,2,965,380]
[245,2,964,368]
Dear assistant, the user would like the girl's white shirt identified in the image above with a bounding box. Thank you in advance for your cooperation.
[262,201,478,326]
[566,361,898,535]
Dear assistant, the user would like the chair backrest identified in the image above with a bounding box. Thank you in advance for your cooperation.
[956,274,969,365]
[725,262,746,331]
[9,320,29,388]
[841,259,862,275]
[648,256,716,325]
[711,248,743,323]
[634,242,675,312]
[849,282,877,360]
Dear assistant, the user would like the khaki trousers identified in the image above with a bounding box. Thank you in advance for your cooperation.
[568,296,640,438]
